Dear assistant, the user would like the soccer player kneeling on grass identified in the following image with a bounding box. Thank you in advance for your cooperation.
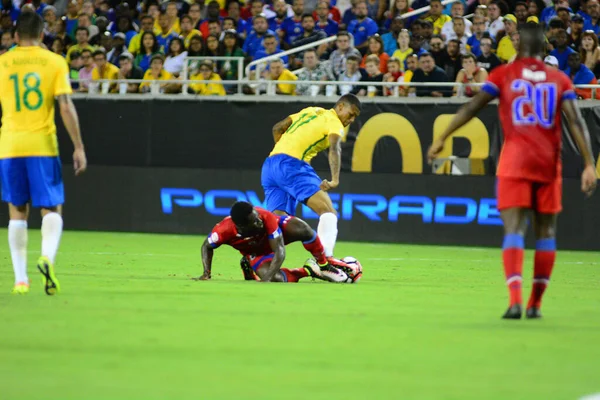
[262,94,361,272]
[0,11,87,295]
[193,201,349,283]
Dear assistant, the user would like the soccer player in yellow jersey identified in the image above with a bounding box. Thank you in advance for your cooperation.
[0,11,87,295]
[261,94,361,269]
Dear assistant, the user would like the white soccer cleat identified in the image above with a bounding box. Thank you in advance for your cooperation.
[303,259,349,283]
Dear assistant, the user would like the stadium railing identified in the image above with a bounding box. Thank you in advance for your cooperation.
[71,79,600,101]
[399,0,460,19]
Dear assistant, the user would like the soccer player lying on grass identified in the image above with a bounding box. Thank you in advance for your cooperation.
[193,201,349,283]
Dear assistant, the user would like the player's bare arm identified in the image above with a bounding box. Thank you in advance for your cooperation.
[194,238,214,280]
[427,91,495,164]
[259,235,285,282]
[272,116,293,144]
[562,99,598,196]
[321,133,342,191]
[58,94,87,175]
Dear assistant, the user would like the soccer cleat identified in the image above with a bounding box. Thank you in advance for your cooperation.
[526,307,543,319]
[37,256,60,296]
[502,304,523,319]
[303,258,323,280]
[320,264,349,283]
[11,282,30,295]
[239,257,259,281]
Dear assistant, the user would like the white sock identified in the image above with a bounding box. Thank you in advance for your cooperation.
[317,212,338,257]
[41,212,63,264]
[8,220,28,284]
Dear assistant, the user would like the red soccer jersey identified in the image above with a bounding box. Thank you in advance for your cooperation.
[482,58,577,182]
[207,208,282,257]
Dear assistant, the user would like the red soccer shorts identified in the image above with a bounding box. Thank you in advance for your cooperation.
[245,254,274,271]
[497,176,562,214]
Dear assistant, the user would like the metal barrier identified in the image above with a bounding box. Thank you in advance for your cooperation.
[180,56,245,95]
[400,0,460,19]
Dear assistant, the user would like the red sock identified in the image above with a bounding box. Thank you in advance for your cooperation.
[303,235,328,265]
[502,234,525,306]
[281,268,309,283]
[527,240,556,309]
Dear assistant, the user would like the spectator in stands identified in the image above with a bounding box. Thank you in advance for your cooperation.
[64,0,80,37]
[90,16,109,47]
[329,31,362,78]
[424,0,451,35]
[384,57,403,96]
[221,30,245,81]
[92,49,119,92]
[570,15,584,51]
[42,6,59,45]
[290,13,327,66]
[66,27,94,64]
[497,14,517,63]
[51,37,65,57]
[226,1,248,36]
[546,18,564,50]
[159,1,182,35]
[117,53,144,93]
[95,16,109,37]
[410,52,449,97]
[244,14,274,59]
[550,29,575,70]
[477,36,501,72]
[355,54,384,96]
[206,34,221,59]
[365,0,386,22]
[392,29,414,72]
[401,53,419,92]
[409,33,427,56]
[69,51,82,90]
[180,15,203,50]
[447,16,470,54]
[312,0,341,23]
[556,7,571,30]
[454,53,487,97]
[540,0,569,25]
[140,54,179,93]
[419,20,435,50]
[382,16,403,56]
[268,58,297,95]
[439,39,461,80]
[441,1,472,41]
[347,1,378,52]
[467,16,486,57]
[487,1,504,39]
[514,2,528,27]
[383,0,413,31]
[361,35,389,73]
[156,11,179,53]
[581,31,600,77]
[584,0,600,35]
[338,54,363,95]
[223,17,238,32]
[128,15,154,55]
[315,1,339,36]
[246,0,268,37]
[296,49,334,95]
[47,16,72,49]
[135,32,163,73]
[566,50,598,99]
[188,35,205,57]
[115,16,137,47]
[544,55,559,68]
[269,0,288,37]
[164,37,188,76]
[107,33,128,68]
[474,4,489,25]
[208,20,222,37]
[78,49,95,92]
[254,33,289,68]
[340,0,358,30]
[189,3,205,31]
[78,13,99,41]
[428,34,445,65]
[281,0,304,45]
[191,60,227,95]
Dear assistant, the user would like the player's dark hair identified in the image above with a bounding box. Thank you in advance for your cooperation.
[15,11,44,40]
[336,93,362,112]
[519,22,546,56]
[230,202,254,226]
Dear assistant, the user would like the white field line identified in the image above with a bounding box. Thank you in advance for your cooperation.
[366,257,599,265]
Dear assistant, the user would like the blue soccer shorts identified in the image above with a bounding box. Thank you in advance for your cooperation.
[261,154,322,216]
[0,156,64,208]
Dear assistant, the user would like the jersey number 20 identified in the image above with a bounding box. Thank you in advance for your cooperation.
[9,73,43,112]
[511,80,557,129]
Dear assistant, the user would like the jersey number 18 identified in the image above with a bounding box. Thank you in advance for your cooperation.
[9,72,43,112]
[511,79,558,129]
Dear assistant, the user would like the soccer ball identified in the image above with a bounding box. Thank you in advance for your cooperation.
[340,256,363,284]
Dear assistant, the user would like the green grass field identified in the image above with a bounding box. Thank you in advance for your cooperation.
[1,229,599,400]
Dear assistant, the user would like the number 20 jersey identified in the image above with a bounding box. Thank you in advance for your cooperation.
[0,46,72,159]
[482,57,577,183]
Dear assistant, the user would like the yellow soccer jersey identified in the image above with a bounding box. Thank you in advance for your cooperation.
[270,107,345,163]
[0,46,72,159]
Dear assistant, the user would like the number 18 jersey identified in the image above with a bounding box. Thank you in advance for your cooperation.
[0,46,72,159]
[482,57,577,183]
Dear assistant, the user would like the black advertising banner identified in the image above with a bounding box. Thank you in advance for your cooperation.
[54,99,599,178]
[2,165,597,250]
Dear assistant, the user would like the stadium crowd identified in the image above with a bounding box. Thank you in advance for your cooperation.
[2,0,600,97]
